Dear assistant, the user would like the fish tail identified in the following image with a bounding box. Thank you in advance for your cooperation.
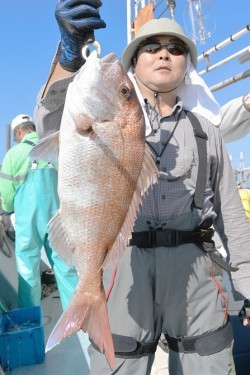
[45,290,115,369]
[82,292,115,370]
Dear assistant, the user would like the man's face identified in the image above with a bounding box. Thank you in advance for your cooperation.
[13,128,19,143]
[134,35,187,96]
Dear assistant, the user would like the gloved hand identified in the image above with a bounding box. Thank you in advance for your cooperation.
[55,0,106,72]
[238,299,250,326]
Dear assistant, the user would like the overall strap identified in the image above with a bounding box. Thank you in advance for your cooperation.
[23,139,38,168]
[23,140,37,147]
[23,139,54,169]
[185,111,208,209]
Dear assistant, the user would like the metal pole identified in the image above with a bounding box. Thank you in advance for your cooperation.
[209,69,250,92]
[135,0,139,17]
[166,0,176,20]
[188,0,197,44]
[127,0,132,43]
[199,46,250,75]
[198,24,250,62]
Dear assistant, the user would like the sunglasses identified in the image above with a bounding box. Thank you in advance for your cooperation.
[138,42,188,56]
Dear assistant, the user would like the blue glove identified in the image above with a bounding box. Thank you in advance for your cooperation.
[55,0,106,72]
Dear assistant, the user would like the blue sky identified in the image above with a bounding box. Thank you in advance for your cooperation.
[0,0,249,169]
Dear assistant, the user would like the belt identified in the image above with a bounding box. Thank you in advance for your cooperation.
[90,335,158,359]
[129,228,214,248]
[129,228,238,272]
[165,320,233,356]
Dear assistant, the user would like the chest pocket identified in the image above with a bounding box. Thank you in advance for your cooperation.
[160,145,196,181]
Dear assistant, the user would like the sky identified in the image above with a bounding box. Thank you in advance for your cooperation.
[0,0,249,171]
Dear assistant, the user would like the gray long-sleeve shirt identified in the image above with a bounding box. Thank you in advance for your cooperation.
[34,69,250,301]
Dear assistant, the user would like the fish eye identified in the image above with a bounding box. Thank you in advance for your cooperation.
[120,86,131,98]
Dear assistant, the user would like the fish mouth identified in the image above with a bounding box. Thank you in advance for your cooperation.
[101,53,118,64]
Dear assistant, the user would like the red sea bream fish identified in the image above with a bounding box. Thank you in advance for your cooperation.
[30,52,158,368]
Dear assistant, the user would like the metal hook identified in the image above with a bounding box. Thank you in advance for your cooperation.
[82,41,101,60]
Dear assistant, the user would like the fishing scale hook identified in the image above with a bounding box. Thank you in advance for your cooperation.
[82,41,101,60]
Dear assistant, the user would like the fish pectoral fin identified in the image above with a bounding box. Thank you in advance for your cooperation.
[29,131,60,162]
[46,290,115,370]
[48,210,75,267]
[75,114,94,134]
[102,143,159,269]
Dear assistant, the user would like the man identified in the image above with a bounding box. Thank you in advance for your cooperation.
[219,93,250,143]
[0,114,78,310]
[34,1,250,374]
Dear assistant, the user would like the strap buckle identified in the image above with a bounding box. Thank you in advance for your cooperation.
[31,161,38,169]
[199,228,214,241]
[48,162,55,169]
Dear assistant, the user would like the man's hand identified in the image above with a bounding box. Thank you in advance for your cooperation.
[55,0,106,72]
[238,299,250,326]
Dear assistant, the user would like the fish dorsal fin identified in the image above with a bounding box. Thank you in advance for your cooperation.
[28,131,60,162]
[47,210,76,267]
[102,143,158,269]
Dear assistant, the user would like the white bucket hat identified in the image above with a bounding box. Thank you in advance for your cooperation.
[122,18,197,71]
[11,114,34,130]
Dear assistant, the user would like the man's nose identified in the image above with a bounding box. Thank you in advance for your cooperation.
[158,46,170,60]
[159,49,170,60]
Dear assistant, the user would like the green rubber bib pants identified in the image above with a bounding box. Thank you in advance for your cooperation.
[14,166,78,309]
